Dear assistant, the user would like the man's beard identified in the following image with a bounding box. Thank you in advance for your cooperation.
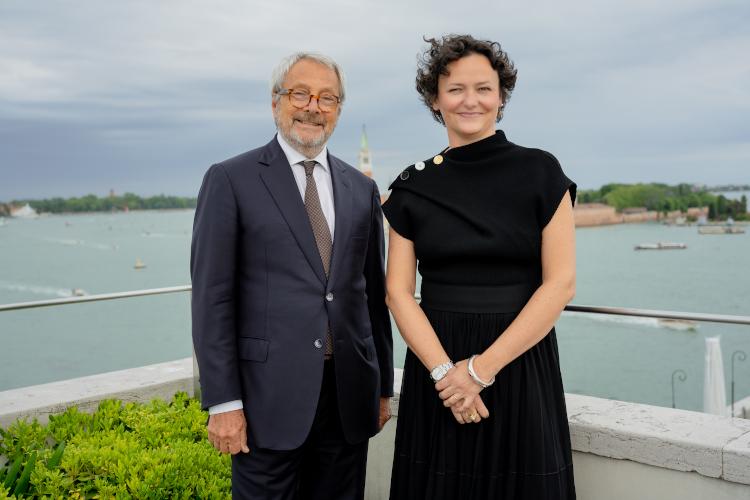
[274,109,331,151]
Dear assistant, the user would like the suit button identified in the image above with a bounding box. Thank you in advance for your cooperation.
[325,292,334,302]
[314,339,323,349]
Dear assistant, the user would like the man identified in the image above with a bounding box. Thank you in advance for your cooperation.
[190,52,393,500]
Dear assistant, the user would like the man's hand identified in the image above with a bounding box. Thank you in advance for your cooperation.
[378,397,392,430]
[207,409,251,455]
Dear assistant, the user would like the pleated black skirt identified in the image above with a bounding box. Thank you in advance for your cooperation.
[389,302,576,499]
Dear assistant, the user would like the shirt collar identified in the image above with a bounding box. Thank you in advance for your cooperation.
[276,133,330,172]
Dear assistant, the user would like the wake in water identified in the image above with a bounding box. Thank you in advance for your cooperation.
[40,237,117,251]
[0,280,87,298]
[140,231,190,238]
[562,311,698,331]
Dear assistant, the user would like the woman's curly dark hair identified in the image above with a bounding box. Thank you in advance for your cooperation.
[416,34,518,124]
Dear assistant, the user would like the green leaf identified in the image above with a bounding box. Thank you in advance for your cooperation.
[2,456,22,490]
[46,442,66,470]
[13,451,36,496]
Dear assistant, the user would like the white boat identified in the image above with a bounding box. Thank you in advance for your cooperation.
[134,258,146,270]
[634,242,687,250]
[658,318,698,331]
[71,288,86,297]
[698,226,745,235]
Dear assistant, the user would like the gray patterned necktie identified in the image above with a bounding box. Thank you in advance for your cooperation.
[302,160,333,356]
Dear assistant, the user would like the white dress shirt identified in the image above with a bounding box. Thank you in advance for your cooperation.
[208,133,336,416]
[276,133,336,240]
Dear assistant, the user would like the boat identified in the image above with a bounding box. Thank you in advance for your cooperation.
[634,242,687,250]
[698,226,745,235]
[658,318,698,331]
[71,288,86,297]
[134,258,146,270]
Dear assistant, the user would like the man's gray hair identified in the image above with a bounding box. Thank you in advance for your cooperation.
[270,52,346,104]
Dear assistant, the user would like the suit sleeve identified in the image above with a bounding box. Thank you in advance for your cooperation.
[365,181,395,397]
[190,164,242,410]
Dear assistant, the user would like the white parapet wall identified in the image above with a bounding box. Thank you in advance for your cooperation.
[566,394,750,499]
[1,362,749,499]
[0,358,194,428]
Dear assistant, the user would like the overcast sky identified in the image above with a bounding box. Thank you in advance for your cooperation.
[1,0,748,200]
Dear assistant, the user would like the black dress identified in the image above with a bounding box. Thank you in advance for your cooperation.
[381,131,576,500]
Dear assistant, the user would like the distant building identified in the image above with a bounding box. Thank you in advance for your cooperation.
[357,125,390,205]
[10,203,38,218]
[574,203,619,227]
[357,125,373,179]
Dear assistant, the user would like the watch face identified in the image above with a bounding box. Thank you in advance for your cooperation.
[431,365,449,381]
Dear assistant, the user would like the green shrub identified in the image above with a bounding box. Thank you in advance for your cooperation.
[0,393,231,498]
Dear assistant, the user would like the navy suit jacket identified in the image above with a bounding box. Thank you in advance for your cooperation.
[191,136,394,450]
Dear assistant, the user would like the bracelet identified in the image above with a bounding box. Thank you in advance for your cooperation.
[467,355,495,388]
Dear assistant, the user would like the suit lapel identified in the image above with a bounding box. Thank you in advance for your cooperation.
[258,138,327,285]
[327,154,352,286]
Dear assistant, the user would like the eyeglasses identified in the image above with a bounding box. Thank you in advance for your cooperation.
[277,88,341,112]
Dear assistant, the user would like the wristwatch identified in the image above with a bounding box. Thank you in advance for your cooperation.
[430,361,455,382]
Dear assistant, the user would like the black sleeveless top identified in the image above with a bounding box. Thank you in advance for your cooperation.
[381,130,576,289]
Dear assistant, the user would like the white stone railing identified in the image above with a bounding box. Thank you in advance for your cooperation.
[1,361,749,500]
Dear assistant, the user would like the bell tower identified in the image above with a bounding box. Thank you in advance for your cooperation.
[357,125,373,178]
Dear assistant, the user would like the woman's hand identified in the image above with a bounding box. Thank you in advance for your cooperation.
[435,359,488,413]
[449,395,490,424]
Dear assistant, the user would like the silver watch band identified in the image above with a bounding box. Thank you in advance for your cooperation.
[430,361,455,382]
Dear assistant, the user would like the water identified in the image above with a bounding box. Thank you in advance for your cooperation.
[712,190,749,202]
[0,211,194,388]
[0,212,748,412]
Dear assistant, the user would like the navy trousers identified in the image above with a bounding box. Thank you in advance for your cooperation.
[232,361,368,500]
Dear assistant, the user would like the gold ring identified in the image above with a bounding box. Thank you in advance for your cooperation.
[469,413,478,421]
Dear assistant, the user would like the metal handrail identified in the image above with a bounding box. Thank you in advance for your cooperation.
[0,285,749,326]
[0,285,191,312]
[564,304,750,326]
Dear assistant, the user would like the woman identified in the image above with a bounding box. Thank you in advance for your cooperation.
[382,34,577,499]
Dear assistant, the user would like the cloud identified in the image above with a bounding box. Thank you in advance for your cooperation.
[0,0,748,199]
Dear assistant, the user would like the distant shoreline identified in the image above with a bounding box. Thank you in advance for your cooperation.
[572,203,749,228]
[57,208,195,216]
[0,194,196,217]
[2,208,196,218]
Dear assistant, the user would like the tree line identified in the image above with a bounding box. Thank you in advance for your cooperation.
[0,193,197,215]
[1,184,747,220]
[577,183,748,220]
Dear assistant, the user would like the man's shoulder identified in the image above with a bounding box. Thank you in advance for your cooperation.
[329,153,377,191]
[211,138,279,175]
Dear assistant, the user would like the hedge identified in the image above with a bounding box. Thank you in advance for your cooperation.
[0,393,231,498]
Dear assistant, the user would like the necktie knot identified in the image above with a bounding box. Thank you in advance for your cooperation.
[302,160,317,177]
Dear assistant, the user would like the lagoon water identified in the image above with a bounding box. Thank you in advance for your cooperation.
[0,210,748,412]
